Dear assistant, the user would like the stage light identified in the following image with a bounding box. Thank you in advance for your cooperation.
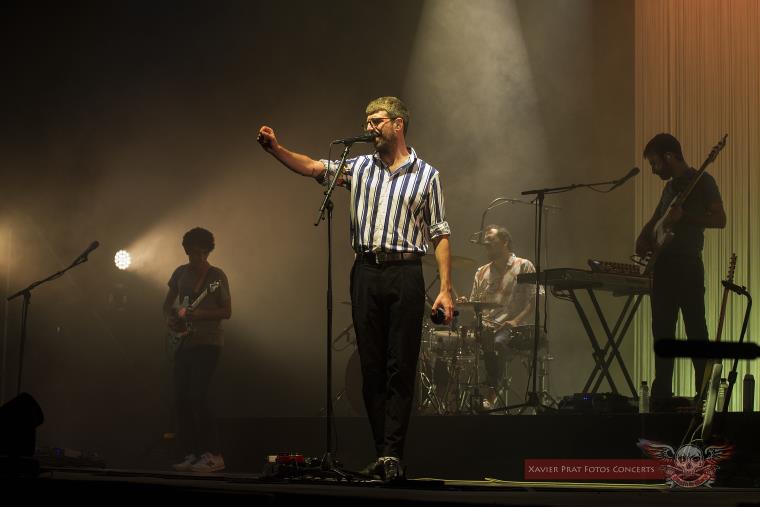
[114,250,131,270]
[0,392,44,457]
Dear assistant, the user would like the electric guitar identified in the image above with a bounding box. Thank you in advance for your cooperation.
[643,134,727,275]
[168,281,221,352]
[682,254,736,445]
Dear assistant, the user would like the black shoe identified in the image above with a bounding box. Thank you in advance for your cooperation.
[359,459,383,480]
[381,457,405,483]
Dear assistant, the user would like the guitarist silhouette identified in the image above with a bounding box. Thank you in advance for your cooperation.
[162,227,231,473]
[635,134,727,403]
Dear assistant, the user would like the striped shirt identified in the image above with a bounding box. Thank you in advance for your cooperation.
[318,147,450,254]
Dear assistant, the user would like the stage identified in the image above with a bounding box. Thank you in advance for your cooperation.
[10,465,760,506]
[15,412,759,505]
[213,413,760,482]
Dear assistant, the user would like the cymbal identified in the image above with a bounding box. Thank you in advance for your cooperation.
[456,300,501,309]
[422,254,477,269]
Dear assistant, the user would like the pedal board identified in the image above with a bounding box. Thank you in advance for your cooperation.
[262,453,327,479]
[558,392,636,414]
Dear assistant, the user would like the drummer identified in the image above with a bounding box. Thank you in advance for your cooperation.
[457,224,543,409]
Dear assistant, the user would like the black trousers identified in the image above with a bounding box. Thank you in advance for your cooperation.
[174,345,221,456]
[350,259,425,459]
[650,254,708,398]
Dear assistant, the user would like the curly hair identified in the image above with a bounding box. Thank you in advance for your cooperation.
[182,227,215,254]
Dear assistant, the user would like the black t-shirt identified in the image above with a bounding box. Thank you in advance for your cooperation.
[167,265,231,347]
[654,169,722,257]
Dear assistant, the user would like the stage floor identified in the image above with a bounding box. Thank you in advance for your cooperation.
[11,467,760,506]
[207,413,760,484]
[12,413,759,505]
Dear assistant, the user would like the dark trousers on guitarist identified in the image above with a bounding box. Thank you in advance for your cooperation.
[174,345,221,456]
[651,254,708,398]
[350,257,425,459]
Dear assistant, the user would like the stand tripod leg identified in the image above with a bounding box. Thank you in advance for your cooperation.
[416,367,445,415]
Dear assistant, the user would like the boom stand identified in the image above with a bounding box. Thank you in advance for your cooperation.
[501,174,632,414]
[313,143,355,478]
[6,252,93,396]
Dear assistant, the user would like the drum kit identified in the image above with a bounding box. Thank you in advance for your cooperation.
[339,254,554,416]
[415,302,552,415]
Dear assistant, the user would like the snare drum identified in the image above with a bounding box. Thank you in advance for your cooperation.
[428,326,476,358]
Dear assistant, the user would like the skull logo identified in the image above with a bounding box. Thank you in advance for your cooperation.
[675,444,704,477]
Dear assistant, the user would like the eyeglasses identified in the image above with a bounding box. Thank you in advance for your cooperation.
[363,117,396,129]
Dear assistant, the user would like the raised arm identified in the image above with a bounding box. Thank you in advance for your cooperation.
[257,125,326,178]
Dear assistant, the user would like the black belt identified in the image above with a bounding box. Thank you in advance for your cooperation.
[356,251,423,265]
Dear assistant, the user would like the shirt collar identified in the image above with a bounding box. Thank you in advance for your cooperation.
[489,253,516,272]
[374,146,417,174]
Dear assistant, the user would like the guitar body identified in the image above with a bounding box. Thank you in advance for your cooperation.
[652,197,677,249]
[168,281,221,353]
[681,253,736,445]
[700,363,723,442]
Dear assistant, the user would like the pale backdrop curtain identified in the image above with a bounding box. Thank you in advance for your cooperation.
[634,0,760,410]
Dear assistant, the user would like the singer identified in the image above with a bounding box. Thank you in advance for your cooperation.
[634,133,726,404]
[257,96,454,481]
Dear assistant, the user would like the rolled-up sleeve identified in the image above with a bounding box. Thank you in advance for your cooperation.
[316,157,357,189]
[426,172,450,239]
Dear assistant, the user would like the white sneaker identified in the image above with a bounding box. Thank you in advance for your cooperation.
[190,452,225,473]
[172,454,197,472]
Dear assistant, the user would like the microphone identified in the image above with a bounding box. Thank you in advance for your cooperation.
[430,308,460,325]
[469,230,484,244]
[722,279,749,297]
[609,167,640,191]
[655,339,760,359]
[75,241,100,262]
[331,131,378,145]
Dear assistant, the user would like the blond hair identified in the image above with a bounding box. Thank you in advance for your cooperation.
[365,96,410,135]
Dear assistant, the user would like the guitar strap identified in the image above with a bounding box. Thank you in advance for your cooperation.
[191,263,211,297]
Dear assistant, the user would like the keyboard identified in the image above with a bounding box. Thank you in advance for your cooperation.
[517,268,651,295]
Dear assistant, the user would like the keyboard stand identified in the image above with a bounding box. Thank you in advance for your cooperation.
[563,288,644,399]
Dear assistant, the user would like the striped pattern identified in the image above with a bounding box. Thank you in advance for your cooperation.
[319,147,450,253]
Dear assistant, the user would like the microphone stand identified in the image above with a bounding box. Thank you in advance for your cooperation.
[6,253,91,397]
[500,175,632,415]
[313,142,354,478]
[471,197,560,244]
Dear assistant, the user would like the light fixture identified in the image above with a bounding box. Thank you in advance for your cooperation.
[114,250,131,270]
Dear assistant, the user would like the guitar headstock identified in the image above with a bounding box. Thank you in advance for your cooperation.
[707,134,728,164]
[208,281,221,293]
[726,253,737,283]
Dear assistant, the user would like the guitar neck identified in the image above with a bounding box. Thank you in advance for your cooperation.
[189,289,209,311]
[672,165,708,208]
[713,288,731,344]
[673,135,727,208]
